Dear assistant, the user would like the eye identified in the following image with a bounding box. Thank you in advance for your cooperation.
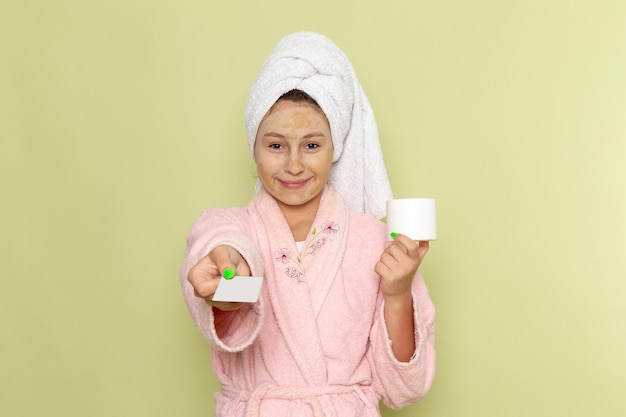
[305,143,320,150]
[269,143,283,150]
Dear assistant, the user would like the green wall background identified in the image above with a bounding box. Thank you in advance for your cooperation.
[2,1,625,416]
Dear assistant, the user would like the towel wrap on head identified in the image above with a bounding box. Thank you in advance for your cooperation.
[245,32,393,220]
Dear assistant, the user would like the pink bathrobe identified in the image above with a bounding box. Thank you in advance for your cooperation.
[180,186,435,416]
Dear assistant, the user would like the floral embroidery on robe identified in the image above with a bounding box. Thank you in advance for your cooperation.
[274,221,341,283]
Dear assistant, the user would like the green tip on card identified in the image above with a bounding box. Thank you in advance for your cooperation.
[390,232,398,238]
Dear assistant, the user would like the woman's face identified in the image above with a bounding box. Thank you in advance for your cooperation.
[254,100,333,213]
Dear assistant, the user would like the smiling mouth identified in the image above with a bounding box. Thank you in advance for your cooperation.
[278,178,310,189]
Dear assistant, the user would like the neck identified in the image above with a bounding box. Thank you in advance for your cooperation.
[277,192,323,241]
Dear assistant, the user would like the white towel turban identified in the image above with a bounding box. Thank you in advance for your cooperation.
[245,32,392,220]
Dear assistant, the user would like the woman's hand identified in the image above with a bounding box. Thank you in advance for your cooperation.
[375,234,429,300]
[187,245,251,311]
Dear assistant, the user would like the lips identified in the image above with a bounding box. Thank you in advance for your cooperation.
[278,178,311,189]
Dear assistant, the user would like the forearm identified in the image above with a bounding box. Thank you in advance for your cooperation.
[384,292,416,362]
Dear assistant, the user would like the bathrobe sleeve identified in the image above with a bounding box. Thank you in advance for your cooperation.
[179,206,265,352]
[368,270,436,409]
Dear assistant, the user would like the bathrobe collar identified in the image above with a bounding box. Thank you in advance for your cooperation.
[251,185,349,384]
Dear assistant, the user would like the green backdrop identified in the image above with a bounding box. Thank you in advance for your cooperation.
[2,1,625,416]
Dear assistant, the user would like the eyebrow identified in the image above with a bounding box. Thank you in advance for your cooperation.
[303,132,327,139]
[262,132,286,139]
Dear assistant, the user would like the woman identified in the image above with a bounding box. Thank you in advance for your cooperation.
[180,32,435,417]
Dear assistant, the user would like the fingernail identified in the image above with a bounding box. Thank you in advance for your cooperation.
[223,268,234,280]
[390,232,398,238]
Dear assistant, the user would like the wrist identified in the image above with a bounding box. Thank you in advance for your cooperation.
[384,291,413,308]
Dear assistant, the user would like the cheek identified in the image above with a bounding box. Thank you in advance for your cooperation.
[256,161,267,176]
[255,158,277,180]
[320,152,334,177]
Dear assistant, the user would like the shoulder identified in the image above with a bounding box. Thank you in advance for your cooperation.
[349,210,386,233]
[196,204,250,222]
[188,204,255,237]
[347,210,388,248]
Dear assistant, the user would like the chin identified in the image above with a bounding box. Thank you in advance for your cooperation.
[276,190,321,207]
[278,196,313,207]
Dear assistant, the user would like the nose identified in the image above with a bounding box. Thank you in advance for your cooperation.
[285,150,304,175]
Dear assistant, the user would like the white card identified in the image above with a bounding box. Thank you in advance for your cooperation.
[212,276,264,303]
